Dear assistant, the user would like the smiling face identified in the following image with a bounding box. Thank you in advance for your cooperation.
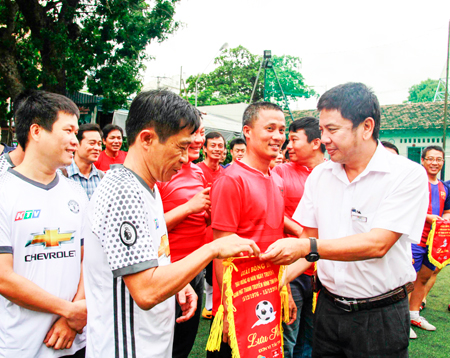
[104,129,123,155]
[204,137,225,161]
[150,126,193,183]
[76,130,103,164]
[188,121,205,162]
[287,129,315,164]
[319,109,363,165]
[422,149,445,178]
[40,112,79,168]
[244,109,286,162]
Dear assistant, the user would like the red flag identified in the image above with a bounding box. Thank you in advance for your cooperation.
[427,219,450,269]
[207,257,288,358]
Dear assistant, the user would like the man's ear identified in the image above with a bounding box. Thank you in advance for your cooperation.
[29,123,42,143]
[311,138,322,151]
[138,128,156,150]
[243,125,251,141]
[362,117,375,141]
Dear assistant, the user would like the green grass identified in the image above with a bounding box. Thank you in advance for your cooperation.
[190,268,450,357]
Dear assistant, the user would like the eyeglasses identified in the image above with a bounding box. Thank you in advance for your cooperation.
[424,157,444,163]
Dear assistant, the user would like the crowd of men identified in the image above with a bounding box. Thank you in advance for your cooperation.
[0,82,445,358]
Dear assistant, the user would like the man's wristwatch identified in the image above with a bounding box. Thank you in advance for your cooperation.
[305,237,320,262]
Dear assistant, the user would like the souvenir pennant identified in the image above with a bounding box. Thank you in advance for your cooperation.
[207,257,289,358]
[427,219,450,269]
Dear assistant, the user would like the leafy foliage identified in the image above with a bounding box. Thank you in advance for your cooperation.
[186,46,316,108]
[0,0,180,119]
[407,79,439,103]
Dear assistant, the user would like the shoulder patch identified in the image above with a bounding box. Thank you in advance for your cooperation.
[120,221,137,246]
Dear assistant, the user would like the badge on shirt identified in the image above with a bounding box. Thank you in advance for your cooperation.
[351,208,367,222]
[120,222,137,246]
[154,218,159,230]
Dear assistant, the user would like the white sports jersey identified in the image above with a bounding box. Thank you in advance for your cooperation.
[0,170,87,358]
[0,152,14,175]
[84,165,175,358]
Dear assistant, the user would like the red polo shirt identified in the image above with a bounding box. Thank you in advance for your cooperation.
[197,161,223,186]
[94,150,127,172]
[211,160,285,314]
[157,163,207,262]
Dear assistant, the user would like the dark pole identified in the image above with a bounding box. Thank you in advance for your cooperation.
[441,21,450,181]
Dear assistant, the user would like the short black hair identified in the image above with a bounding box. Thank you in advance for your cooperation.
[290,117,325,153]
[281,140,289,151]
[422,145,444,159]
[126,90,200,145]
[102,124,123,140]
[381,141,399,155]
[243,102,283,128]
[317,82,380,141]
[229,137,246,150]
[14,90,80,149]
[77,123,102,143]
[204,131,225,148]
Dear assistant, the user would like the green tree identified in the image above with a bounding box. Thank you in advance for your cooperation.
[0,0,180,117]
[186,46,316,107]
[406,79,439,103]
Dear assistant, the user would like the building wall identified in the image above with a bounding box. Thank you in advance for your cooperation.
[380,129,450,180]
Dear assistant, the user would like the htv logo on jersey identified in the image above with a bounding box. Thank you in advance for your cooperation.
[15,210,41,221]
[25,228,74,248]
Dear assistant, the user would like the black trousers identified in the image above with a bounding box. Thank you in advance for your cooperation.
[172,271,204,358]
[312,291,410,358]
[61,347,85,358]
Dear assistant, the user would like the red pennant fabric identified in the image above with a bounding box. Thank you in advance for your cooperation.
[427,219,450,269]
[226,257,284,358]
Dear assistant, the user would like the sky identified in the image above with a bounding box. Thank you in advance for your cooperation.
[143,0,450,108]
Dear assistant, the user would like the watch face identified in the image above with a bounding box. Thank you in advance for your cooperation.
[306,253,320,262]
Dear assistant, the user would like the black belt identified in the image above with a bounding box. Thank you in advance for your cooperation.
[321,282,414,312]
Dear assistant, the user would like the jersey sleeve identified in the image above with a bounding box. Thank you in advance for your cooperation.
[211,175,242,233]
[0,200,12,254]
[444,182,450,211]
[91,176,158,277]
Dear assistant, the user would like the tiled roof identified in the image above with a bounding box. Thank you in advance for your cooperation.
[288,102,448,131]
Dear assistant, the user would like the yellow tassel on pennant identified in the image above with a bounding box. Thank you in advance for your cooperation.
[223,259,240,358]
[206,304,224,352]
[312,262,318,313]
[280,285,290,324]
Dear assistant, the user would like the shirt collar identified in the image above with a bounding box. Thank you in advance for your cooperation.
[66,159,101,179]
[328,141,391,184]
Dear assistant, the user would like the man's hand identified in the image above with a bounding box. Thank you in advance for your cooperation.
[211,234,260,259]
[187,187,211,215]
[176,284,198,323]
[261,238,309,265]
[65,300,87,333]
[426,214,443,224]
[44,317,77,350]
[287,289,297,325]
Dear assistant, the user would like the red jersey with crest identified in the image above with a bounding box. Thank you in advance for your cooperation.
[157,162,207,262]
[210,160,285,314]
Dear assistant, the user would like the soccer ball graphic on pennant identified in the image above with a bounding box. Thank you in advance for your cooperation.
[252,300,277,328]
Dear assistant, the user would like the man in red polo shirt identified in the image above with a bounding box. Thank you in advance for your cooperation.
[208,102,287,358]
[197,132,226,185]
[272,117,325,358]
[94,124,127,171]
[197,131,227,318]
[157,120,210,358]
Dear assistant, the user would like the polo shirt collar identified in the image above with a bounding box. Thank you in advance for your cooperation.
[67,159,101,179]
[328,141,391,184]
